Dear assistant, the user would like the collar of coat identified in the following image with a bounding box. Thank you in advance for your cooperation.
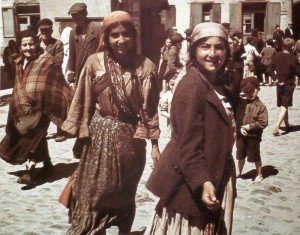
[189,66,233,125]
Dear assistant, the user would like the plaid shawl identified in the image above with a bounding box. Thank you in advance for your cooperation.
[9,53,72,127]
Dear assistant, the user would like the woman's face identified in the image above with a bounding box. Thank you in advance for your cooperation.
[165,39,171,47]
[195,37,227,75]
[20,36,37,60]
[109,25,133,57]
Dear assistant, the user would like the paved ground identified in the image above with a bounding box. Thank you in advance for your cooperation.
[0,85,299,234]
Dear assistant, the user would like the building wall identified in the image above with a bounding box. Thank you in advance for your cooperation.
[167,0,189,36]
[0,0,15,55]
[166,0,292,36]
[0,0,111,55]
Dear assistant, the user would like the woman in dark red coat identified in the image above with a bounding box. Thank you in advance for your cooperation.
[145,22,237,234]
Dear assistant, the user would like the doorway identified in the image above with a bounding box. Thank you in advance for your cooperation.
[242,3,266,41]
[293,3,300,40]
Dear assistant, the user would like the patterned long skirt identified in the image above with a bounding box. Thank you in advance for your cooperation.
[145,163,236,235]
[67,113,146,234]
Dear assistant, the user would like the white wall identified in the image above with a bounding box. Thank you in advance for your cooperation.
[0,0,15,57]
[168,0,190,35]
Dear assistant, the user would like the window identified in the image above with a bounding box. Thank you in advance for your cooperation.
[242,3,266,35]
[243,13,252,34]
[203,4,212,22]
[2,8,15,38]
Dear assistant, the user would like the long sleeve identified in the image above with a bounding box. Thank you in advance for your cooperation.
[67,30,76,73]
[134,68,160,140]
[253,47,260,58]
[171,76,212,192]
[53,41,64,67]
[294,57,300,77]
[61,58,93,138]
[249,104,268,130]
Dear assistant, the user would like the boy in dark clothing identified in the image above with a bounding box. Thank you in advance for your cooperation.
[236,76,268,183]
[267,38,300,136]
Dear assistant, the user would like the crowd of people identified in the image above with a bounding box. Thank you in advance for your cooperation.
[0,2,300,234]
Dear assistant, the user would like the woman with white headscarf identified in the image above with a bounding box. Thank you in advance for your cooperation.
[146,22,237,234]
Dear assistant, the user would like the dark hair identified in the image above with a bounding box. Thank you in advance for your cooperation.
[266,39,274,46]
[16,29,39,46]
[101,21,137,55]
[251,28,258,37]
[8,39,17,48]
[161,37,171,53]
[187,36,231,78]
[246,36,253,44]
[164,69,179,82]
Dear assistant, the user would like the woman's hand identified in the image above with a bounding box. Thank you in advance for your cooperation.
[151,140,161,167]
[201,181,220,211]
[240,127,248,136]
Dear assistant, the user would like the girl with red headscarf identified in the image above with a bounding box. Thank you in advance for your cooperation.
[59,11,161,234]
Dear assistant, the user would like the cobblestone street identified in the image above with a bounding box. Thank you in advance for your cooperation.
[0,86,300,234]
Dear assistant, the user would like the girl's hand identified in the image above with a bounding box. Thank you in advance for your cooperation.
[151,141,160,167]
[241,124,250,131]
[201,181,220,211]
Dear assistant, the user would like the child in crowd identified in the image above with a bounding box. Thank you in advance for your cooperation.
[268,38,300,135]
[260,35,277,86]
[236,76,268,183]
[159,69,179,133]
[242,37,261,77]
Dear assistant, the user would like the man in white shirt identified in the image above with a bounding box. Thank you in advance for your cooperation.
[285,22,294,39]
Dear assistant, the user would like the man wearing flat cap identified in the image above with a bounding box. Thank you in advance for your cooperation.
[179,28,193,69]
[184,28,192,45]
[37,18,64,67]
[38,18,67,142]
[67,2,103,87]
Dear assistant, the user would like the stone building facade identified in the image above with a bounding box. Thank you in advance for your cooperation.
[165,0,296,41]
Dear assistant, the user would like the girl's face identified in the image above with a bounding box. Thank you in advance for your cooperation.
[109,25,133,57]
[195,36,227,76]
[168,78,176,92]
[165,39,171,47]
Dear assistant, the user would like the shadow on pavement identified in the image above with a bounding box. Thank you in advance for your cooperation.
[279,124,300,135]
[240,165,279,181]
[8,162,78,190]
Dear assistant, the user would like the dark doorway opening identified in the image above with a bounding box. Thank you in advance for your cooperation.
[293,3,300,40]
[254,13,265,32]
